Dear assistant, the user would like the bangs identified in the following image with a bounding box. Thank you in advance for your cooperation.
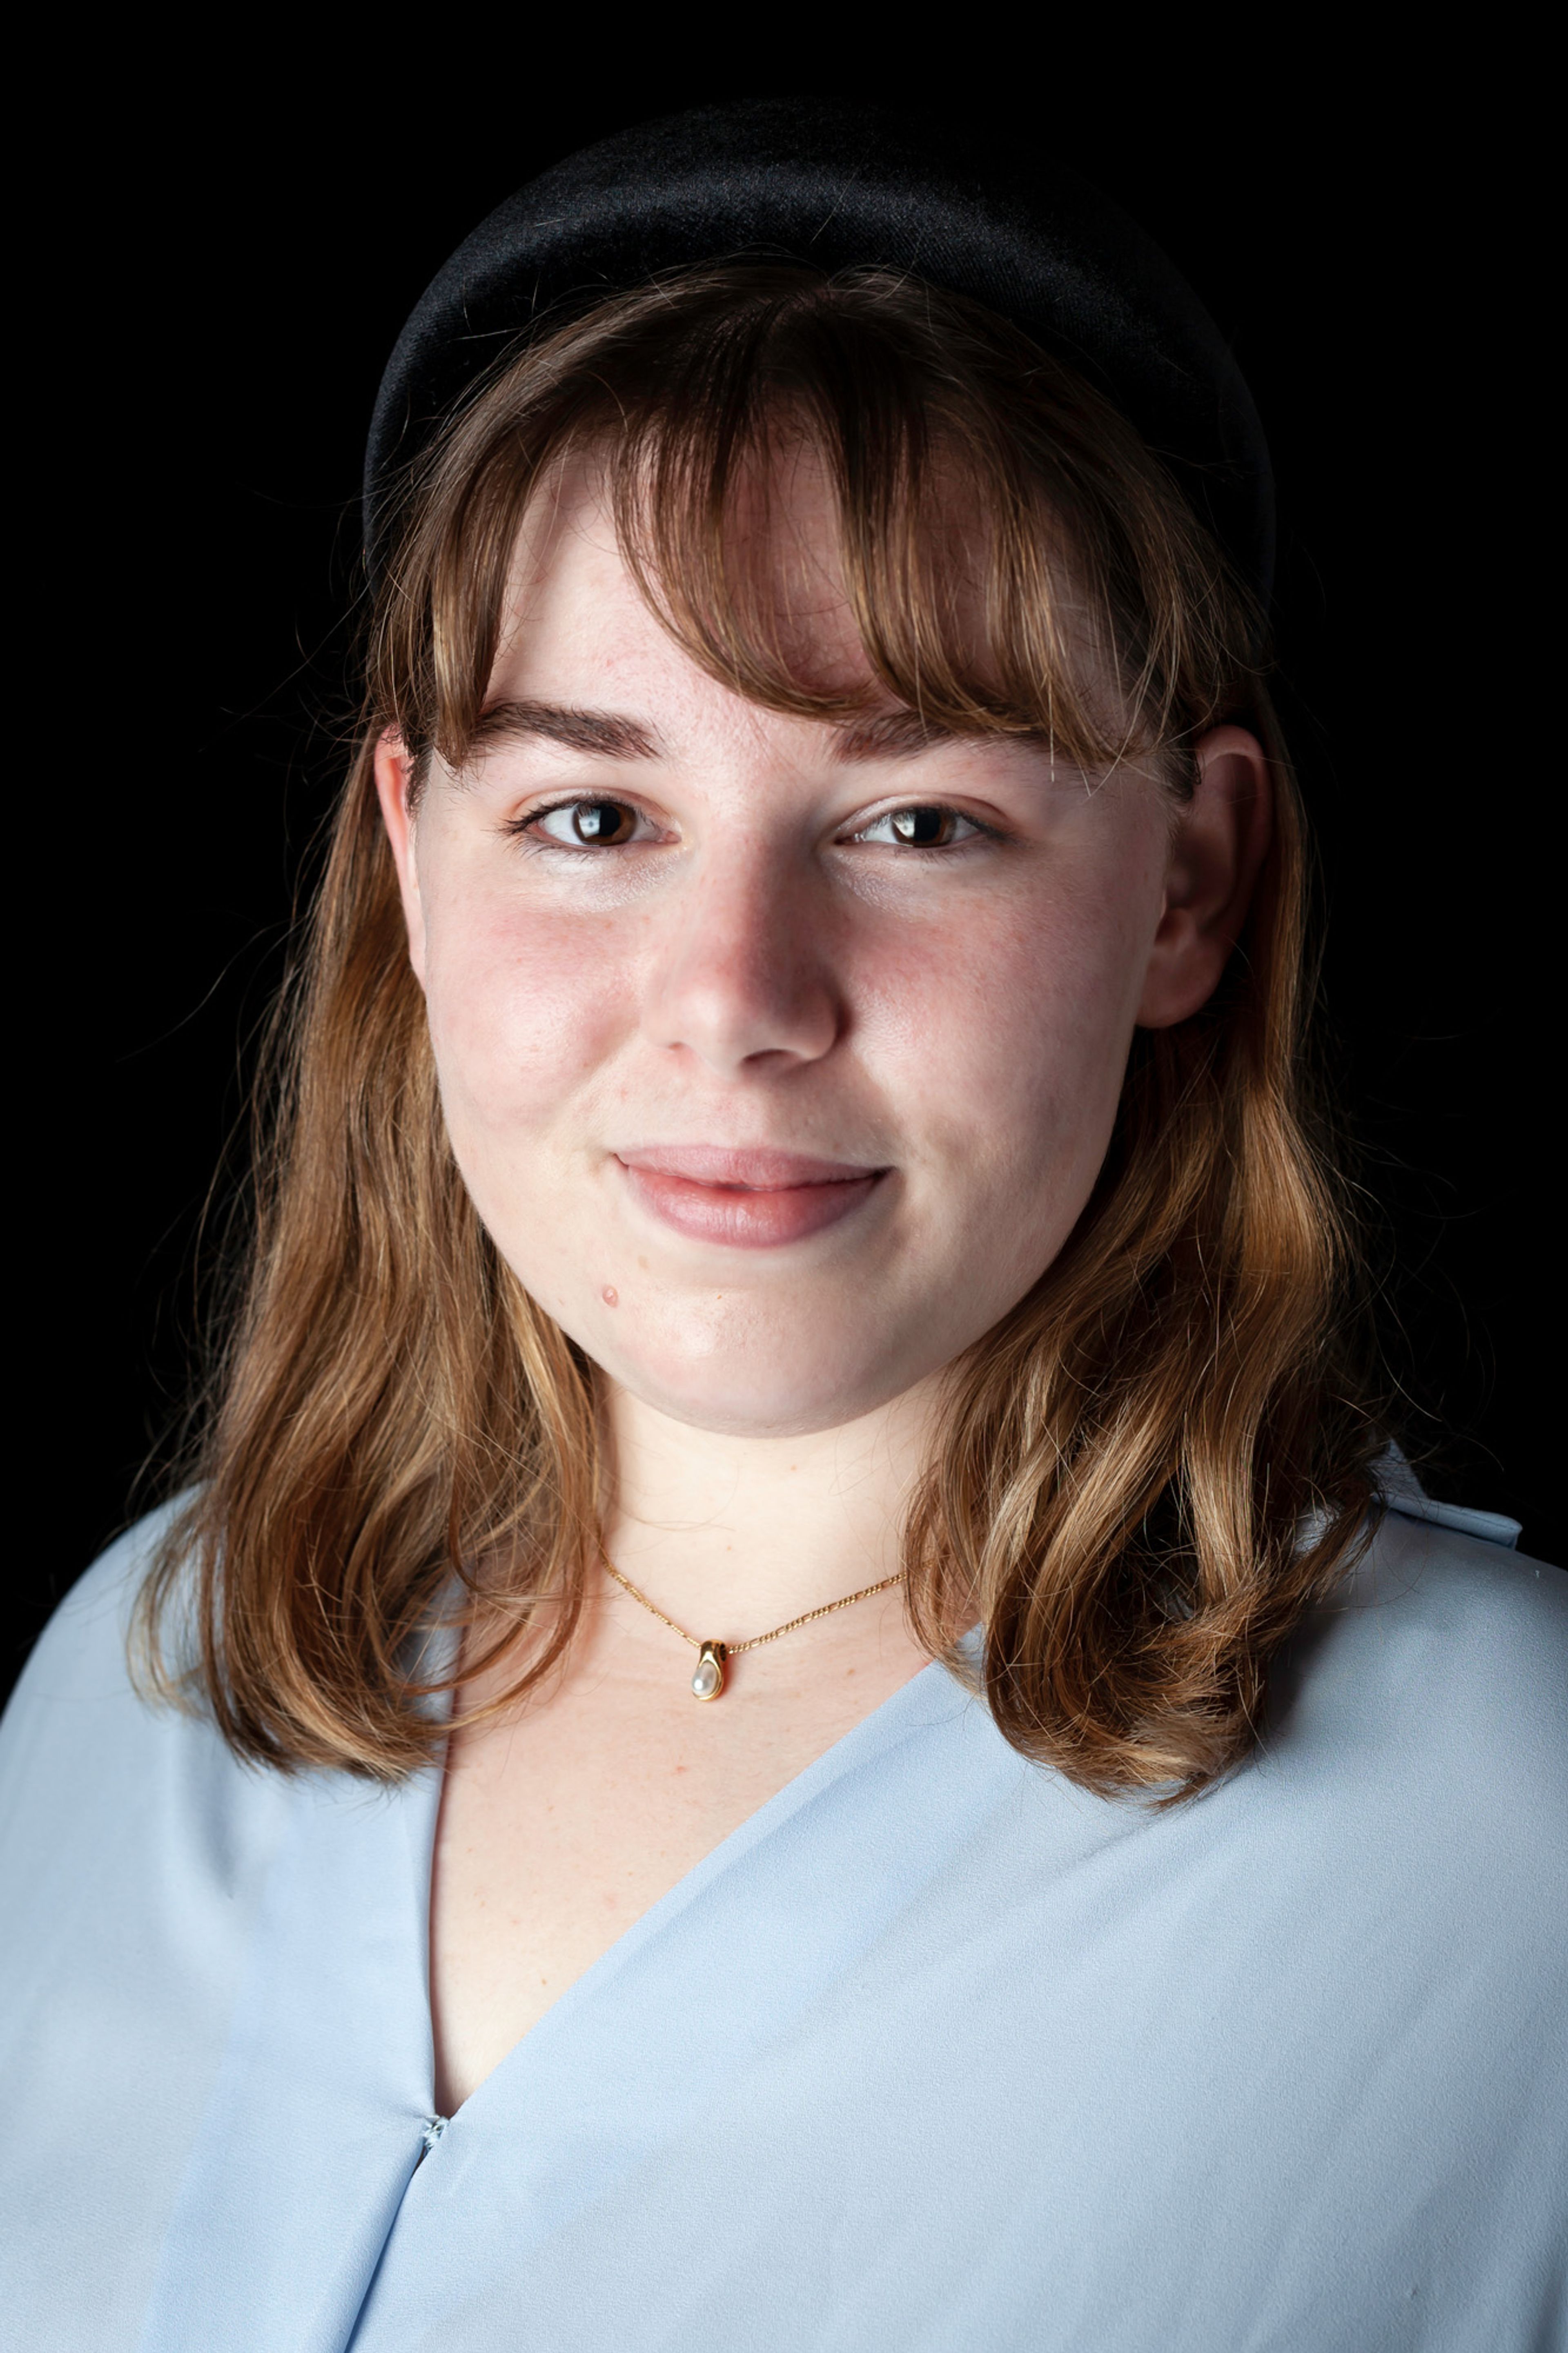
[375,265,1264,783]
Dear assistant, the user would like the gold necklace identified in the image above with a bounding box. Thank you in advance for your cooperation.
[600,1553,903,1700]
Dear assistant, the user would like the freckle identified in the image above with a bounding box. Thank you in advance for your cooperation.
[637,1256,648,1270]
[601,1286,618,1307]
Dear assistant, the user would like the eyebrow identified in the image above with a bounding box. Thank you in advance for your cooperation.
[830,708,959,762]
[469,700,661,760]
[466,698,959,767]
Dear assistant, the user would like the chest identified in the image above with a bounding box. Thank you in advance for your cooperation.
[428,1604,926,2110]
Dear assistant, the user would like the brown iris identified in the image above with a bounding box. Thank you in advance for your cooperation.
[567,800,639,845]
[889,805,959,845]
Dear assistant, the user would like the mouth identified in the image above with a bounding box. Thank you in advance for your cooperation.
[614,1145,888,1249]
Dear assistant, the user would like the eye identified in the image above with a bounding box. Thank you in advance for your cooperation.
[853,804,983,848]
[529,798,646,848]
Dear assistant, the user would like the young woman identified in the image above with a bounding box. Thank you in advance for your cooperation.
[4,103,1563,2353]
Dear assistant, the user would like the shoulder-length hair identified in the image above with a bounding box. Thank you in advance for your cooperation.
[136,263,1383,1799]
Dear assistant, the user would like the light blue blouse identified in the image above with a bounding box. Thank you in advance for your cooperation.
[1,1488,1563,2353]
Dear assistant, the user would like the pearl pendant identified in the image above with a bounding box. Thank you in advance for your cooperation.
[691,1641,728,1700]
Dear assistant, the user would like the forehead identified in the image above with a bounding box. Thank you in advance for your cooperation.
[452,445,1166,810]
[463,423,1128,781]
[498,442,882,702]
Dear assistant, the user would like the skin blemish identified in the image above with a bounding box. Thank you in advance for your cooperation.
[601,1286,618,1306]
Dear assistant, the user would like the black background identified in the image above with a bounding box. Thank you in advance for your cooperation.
[17,43,1556,1702]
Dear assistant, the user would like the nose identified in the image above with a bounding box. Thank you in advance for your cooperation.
[641,838,842,1076]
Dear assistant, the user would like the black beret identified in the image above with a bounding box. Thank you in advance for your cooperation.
[366,98,1273,600]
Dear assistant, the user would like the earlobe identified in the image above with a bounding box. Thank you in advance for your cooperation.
[1136,726,1273,1030]
[373,729,428,985]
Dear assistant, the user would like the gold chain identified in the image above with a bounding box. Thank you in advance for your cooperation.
[600,1553,902,1655]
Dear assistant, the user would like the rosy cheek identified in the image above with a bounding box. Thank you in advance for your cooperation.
[863,896,1119,1084]
[423,892,621,1127]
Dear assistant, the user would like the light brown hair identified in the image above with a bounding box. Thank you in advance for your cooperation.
[136,263,1383,1797]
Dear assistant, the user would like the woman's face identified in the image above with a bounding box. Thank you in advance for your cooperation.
[379,456,1262,1438]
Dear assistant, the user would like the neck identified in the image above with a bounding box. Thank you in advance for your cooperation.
[601,1377,940,1637]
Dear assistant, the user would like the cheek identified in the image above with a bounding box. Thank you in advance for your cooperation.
[858,872,1153,1202]
[419,880,625,1155]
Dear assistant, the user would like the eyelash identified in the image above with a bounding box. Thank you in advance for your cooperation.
[505,798,1000,853]
[505,798,654,851]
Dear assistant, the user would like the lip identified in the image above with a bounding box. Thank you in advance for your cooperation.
[615,1145,887,1249]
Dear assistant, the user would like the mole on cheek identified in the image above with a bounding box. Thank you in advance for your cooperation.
[601,1286,618,1307]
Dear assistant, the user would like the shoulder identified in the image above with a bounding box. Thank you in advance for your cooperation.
[0,1499,187,1761]
[1263,1494,1566,1848]
[0,1494,292,2085]
[0,1497,288,1909]
[1326,1497,1560,1718]
[0,1506,296,2352]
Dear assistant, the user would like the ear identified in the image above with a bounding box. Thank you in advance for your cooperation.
[374,729,428,987]
[1136,725,1273,1029]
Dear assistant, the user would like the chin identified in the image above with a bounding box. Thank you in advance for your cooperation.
[591,1309,924,1440]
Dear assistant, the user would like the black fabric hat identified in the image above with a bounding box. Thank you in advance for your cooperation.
[366,98,1273,599]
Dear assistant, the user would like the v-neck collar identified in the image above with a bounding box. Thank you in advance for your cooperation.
[142,1639,1016,2353]
[350,1644,1024,2350]
[446,1639,987,2125]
